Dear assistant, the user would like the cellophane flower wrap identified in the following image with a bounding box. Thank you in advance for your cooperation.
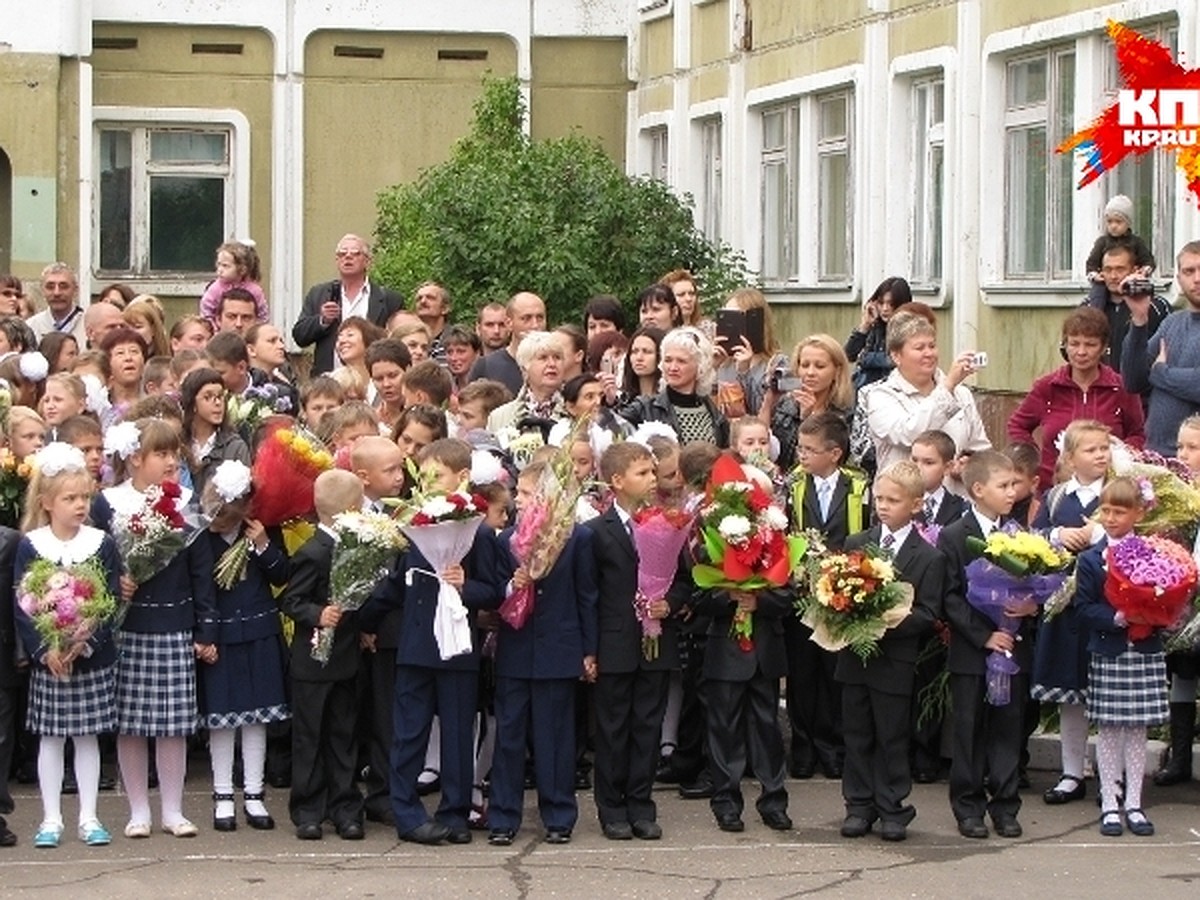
[401,491,489,660]
[1104,534,1198,642]
[16,559,118,657]
[796,541,915,661]
[110,481,200,586]
[499,426,586,630]
[251,423,333,527]
[965,529,1073,705]
[631,505,695,661]
[692,455,807,652]
[226,383,294,437]
[312,510,405,665]
[1109,440,1200,542]
[0,448,32,529]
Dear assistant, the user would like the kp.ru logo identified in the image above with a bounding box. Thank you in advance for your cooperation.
[1059,20,1200,207]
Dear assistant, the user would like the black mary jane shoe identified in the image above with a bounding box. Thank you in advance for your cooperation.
[213,793,237,832]
[1042,775,1086,805]
[243,792,276,830]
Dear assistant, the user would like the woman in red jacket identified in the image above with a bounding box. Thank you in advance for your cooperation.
[1008,308,1145,490]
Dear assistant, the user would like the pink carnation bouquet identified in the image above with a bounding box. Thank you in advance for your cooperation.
[630,505,695,660]
[16,560,118,660]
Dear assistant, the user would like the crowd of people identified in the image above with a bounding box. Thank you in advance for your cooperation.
[0,204,1197,852]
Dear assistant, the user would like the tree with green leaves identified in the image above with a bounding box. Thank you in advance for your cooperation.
[373,76,751,327]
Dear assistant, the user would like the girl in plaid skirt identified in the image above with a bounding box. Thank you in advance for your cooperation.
[1075,478,1166,838]
[13,443,122,848]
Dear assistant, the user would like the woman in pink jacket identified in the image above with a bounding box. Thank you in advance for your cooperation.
[1007,307,1145,489]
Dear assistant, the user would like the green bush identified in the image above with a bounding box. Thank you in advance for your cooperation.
[373,75,751,327]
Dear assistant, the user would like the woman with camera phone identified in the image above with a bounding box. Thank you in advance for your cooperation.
[765,335,855,471]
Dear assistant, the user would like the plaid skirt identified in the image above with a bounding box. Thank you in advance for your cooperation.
[1087,650,1169,727]
[115,630,198,737]
[27,665,117,737]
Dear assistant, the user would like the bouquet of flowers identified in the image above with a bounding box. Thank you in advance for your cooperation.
[1104,534,1198,642]
[498,427,586,630]
[692,455,807,651]
[208,460,256,590]
[227,382,293,430]
[0,447,32,528]
[312,510,405,664]
[251,423,333,527]
[110,480,200,586]
[401,490,489,660]
[796,544,915,661]
[630,505,695,660]
[16,559,118,657]
[965,529,1074,705]
[1109,440,1200,540]
[495,426,546,472]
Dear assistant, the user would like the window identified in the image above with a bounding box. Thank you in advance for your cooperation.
[699,117,723,242]
[760,104,799,281]
[647,127,670,183]
[1004,48,1075,280]
[817,91,851,281]
[1103,23,1178,275]
[911,78,945,285]
[98,125,233,276]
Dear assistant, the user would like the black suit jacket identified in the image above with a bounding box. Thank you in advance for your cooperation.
[292,280,405,375]
[834,525,946,693]
[0,527,21,687]
[937,515,1037,676]
[792,470,869,550]
[932,491,967,526]
[280,530,360,682]
[584,506,686,673]
[696,586,791,682]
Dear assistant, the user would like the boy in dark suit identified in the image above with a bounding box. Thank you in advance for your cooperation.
[280,470,366,841]
[910,430,967,526]
[488,461,599,845]
[837,461,946,842]
[358,438,504,846]
[937,450,1038,840]
[785,412,870,779]
[584,442,687,840]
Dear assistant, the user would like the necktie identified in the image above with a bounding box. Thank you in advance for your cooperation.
[923,495,936,523]
[818,481,833,520]
[881,532,895,550]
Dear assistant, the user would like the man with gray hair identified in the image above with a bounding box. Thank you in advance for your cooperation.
[27,263,87,345]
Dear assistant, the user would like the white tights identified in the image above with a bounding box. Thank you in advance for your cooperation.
[118,735,189,827]
[1096,725,1147,812]
[39,735,101,826]
[209,725,270,817]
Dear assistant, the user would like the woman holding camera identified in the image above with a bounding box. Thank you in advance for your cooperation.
[846,277,912,390]
[862,309,990,470]
[714,288,788,418]
[1006,307,1145,489]
[765,335,855,471]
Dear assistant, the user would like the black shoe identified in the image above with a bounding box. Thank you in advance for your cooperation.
[295,822,323,840]
[267,771,291,789]
[243,792,275,830]
[656,759,682,784]
[762,811,792,831]
[416,769,441,796]
[544,828,572,844]
[0,820,16,847]
[716,813,745,833]
[819,762,843,780]
[631,819,661,840]
[602,822,633,840]
[400,821,450,845]
[574,770,592,790]
[912,769,939,784]
[365,806,395,826]
[445,826,472,844]
[993,815,1022,838]
[212,792,237,832]
[1017,769,1031,790]
[488,829,515,846]
[98,773,117,792]
[880,821,907,842]
[1125,809,1155,837]
[678,779,715,800]
[62,774,79,796]
[788,760,816,779]
[957,817,989,839]
[1043,775,1086,805]
[840,815,872,838]
[337,821,365,840]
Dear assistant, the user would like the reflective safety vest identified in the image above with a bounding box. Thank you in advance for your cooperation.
[790,467,869,535]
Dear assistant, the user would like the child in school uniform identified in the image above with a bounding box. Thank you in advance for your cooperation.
[584,441,687,840]
[199,461,291,832]
[279,470,366,841]
[785,411,870,779]
[358,438,504,846]
[837,461,946,842]
[91,419,217,839]
[14,443,122,847]
[1074,477,1168,837]
[1031,420,1111,807]
[910,430,966,528]
[937,450,1038,840]
[487,459,598,845]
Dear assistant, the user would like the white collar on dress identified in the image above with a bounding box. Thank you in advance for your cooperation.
[27,525,106,566]
[102,480,193,515]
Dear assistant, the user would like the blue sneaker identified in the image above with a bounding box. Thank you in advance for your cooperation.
[78,820,111,846]
[33,821,63,848]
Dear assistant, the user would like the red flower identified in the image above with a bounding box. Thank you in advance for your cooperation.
[160,481,181,500]
[747,488,772,512]
[737,636,754,653]
[448,494,468,510]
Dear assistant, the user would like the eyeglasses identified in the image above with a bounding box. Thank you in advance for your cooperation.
[197,390,227,403]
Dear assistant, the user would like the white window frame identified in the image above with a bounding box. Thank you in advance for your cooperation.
[646,125,670,183]
[1003,46,1076,282]
[759,101,799,283]
[699,115,723,242]
[91,106,250,295]
[910,76,945,287]
[638,0,672,22]
[816,90,853,283]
